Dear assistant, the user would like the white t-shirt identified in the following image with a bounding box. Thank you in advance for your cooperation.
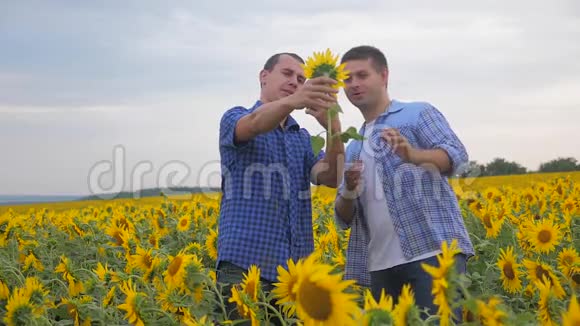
[360,121,440,272]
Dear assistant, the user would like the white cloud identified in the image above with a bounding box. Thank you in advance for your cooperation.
[1,1,579,194]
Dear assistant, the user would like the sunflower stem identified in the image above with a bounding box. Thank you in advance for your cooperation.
[208,281,228,320]
[255,301,287,326]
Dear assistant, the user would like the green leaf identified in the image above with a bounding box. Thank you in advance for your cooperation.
[339,126,364,143]
[311,135,325,156]
[328,104,342,119]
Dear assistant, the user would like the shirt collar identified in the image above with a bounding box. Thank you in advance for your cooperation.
[359,99,406,132]
[253,100,300,131]
[380,99,405,116]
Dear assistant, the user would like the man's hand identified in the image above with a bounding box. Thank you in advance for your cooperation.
[285,76,338,111]
[381,128,416,163]
[341,160,364,199]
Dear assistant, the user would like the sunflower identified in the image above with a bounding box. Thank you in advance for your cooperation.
[527,218,562,254]
[103,286,116,308]
[183,256,206,299]
[0,280,9,300]
[562,197,578,215]
[393,284,418,326]
[128,246,159,280]
[228,265,262,324]
[293,254,359,326]
[537,277,558,326]
[521,188,538,206]
[23,277,49,311]
[23,252,44,272]
[177,215,191,232]
[476,296,508,326]
[3,288,34,326]
[562,295,580,326]
[421,240,461,326]
[55,255,85,296]
[302,49,349,88]
[118,279,146,326]
[164,251,196,290]
[229,285,259,326]
[148,233,160,249]
[497,246,523,293]
[468,199,485,218]
[273,259,302,317]
[569,266,580,290]
[516,221,534,253]
[558,247,579,277]
[478,207,503,239]
[205,229,218,261]
[105,223,131,249]
[483,187,502,202]
[522,259,566,299]
[240,265,260,301]
[360,289,394,326]
[94,262,113,283]
[156,286,186,313]
[60,296,92,326]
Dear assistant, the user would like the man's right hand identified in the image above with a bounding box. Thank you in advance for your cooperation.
[284,76,338,111]
[341,160,364,199]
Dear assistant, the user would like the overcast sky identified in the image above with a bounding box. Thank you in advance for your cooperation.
[1,1,579,195]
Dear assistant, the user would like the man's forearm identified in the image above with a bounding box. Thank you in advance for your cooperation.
[246,98,295,135]
[335,193,355,225]
[410,148,451,174]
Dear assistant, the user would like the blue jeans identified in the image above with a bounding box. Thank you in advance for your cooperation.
[370,254,467,322]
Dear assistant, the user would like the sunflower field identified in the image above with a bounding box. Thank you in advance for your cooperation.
[0,172,579,325]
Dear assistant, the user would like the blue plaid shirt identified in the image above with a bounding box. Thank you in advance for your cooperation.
[335,100,475,287]
[218,100,323,281]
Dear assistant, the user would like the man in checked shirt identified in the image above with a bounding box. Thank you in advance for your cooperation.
[217,52,344,322]
[334,45,475,321]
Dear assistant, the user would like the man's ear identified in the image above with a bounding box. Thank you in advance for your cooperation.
[259,69,268,88]
[381,68,389,88]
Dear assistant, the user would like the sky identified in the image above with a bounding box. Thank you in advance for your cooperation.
[1,1,579,196]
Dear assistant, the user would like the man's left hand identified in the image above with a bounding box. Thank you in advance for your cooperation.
[306,106,340,131]
[381,128,416,162]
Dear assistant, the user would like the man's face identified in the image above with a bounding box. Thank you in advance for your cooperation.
[343,58,388,109]
[260,55,306,102]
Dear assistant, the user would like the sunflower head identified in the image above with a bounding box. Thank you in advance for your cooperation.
[562,295,580,326]
[361,289,394,326]
[205,229,218,261]
[393,284,420,326]
[293,254,358,325]
[303,49,349,88]
[273,259,301,317]
[497,246,523,294]
[3,288,35,326]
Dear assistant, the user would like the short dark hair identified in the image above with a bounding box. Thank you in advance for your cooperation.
[263,52,304,72]
[341,45,388,72]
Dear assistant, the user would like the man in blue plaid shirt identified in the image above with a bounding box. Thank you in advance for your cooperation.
[217,52,344,320]
[334,46,475,320]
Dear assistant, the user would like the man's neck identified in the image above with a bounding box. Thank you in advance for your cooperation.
[362,95,392,123]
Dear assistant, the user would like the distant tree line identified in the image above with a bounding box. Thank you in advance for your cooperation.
[459,157,580,177]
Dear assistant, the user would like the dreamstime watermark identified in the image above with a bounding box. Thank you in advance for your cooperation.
[87,145,484,201]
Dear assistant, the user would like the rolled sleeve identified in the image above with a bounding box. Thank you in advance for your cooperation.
[219,106,252,149]
[416,105,468,175]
